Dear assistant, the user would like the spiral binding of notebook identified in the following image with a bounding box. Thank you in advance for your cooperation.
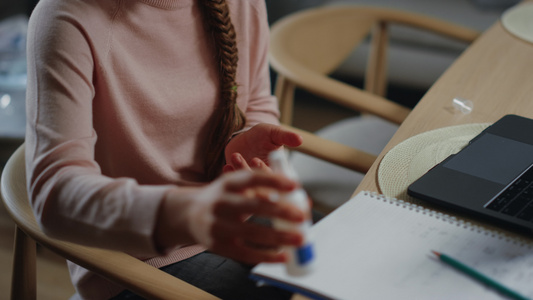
[364,191,533,249]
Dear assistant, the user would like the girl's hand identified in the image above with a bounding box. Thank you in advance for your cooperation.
[224,123,302,172]
[155,170,305,265]
[223,152,271,173]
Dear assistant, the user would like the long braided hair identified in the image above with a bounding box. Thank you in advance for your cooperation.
[199,0,247,180]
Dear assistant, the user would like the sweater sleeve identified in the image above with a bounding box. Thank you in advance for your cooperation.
[25,2,168,256]
[240,0,280,128]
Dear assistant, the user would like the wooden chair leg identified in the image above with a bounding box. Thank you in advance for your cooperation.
[365,20,389,97]
[11,226,37,300]
[274,75,296,125]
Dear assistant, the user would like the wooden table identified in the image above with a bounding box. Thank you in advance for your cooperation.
[292,4,533,300]
[356,6,533,194]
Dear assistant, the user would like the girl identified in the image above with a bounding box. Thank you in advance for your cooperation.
[25,0,305,299]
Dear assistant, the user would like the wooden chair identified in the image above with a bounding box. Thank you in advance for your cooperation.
[1,144,219,300]
[272,6,480,211]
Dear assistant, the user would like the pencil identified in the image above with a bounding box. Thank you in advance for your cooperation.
[431,251,530,300]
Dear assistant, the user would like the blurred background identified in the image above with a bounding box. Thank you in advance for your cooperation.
[0,0,520,299]
[0,0,521,162]
[264,0,519,132]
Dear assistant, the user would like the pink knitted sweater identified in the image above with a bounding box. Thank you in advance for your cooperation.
[25,0,278,298]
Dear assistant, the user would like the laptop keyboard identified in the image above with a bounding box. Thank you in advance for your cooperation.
[486,167,533,222]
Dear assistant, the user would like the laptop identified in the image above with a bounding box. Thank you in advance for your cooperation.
[407,114,533,234]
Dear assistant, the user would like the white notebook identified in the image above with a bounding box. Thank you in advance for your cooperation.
[251,191,533,300]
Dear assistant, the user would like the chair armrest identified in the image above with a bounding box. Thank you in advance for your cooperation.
[281,124,377,173]
[43,242,219,300]
[270,53,410,125]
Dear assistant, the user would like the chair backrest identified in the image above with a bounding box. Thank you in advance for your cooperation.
[270,6,480,125]
[0,144,218,300]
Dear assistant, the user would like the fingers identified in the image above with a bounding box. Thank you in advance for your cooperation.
[222,164,235,173]
[214,192,305,222]
[209,219,303,265]
[223,169,297,193]
[197,169,309,265]
[217,171,304,222]
[270,126,303,148]
[213,220,303,248]
[226,153,271,172]
[250,157,272,172]
[228,152,252,171]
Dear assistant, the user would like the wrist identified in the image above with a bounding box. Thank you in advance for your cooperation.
[153,187,197,252]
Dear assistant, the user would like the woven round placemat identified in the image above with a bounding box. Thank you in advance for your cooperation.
[377,123,490,202]
[502,3,533,44]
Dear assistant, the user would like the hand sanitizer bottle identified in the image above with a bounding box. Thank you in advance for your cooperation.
[268,149,315,276]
